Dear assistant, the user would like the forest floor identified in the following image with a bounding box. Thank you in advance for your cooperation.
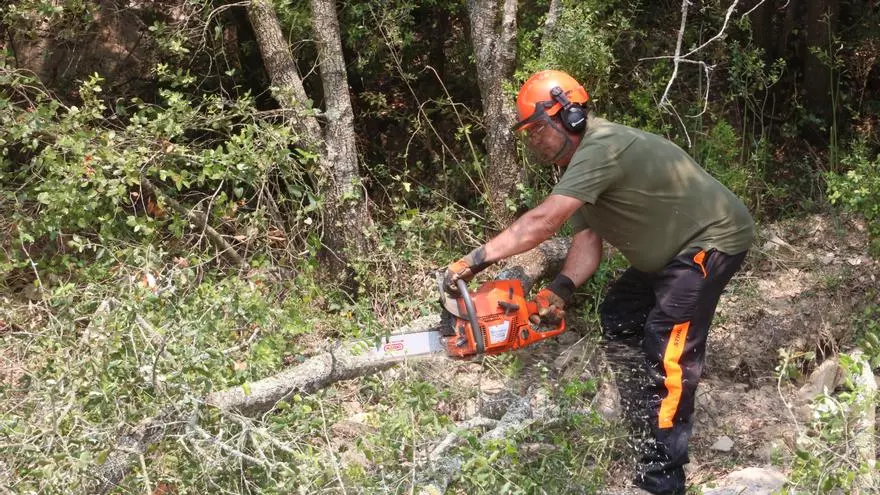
[320,211,880,493]
[1,212,877,493]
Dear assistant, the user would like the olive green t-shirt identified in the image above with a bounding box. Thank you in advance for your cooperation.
[552,115,755,273]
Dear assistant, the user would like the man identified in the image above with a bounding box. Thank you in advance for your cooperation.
[443,70,754,495]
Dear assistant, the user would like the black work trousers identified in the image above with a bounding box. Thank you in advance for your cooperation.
[600,248,746,495]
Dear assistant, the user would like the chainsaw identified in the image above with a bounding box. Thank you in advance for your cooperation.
[362,274,567,360]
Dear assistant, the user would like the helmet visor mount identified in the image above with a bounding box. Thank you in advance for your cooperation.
[512,101,576,165]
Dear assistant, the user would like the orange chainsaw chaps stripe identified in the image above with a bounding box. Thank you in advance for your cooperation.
[658,321,691,429]
[693,250,708,278]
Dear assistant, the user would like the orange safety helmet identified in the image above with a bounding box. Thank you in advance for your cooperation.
[513,70,590,133]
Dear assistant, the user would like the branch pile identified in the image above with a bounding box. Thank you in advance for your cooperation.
[90,238,571,493]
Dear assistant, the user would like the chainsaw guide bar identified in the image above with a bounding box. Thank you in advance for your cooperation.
[362,273,567,360]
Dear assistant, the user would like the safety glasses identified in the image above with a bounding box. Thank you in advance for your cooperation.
[512,110,575,164]
[511,99,558,133]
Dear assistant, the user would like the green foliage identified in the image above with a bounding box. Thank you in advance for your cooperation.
[0,60,323,277]
[450,386,617,494]
[2,0,94,40]
[2,0,880,493]
[517,0,632,101]
[576,250,629,322]
[826,139,880,255]
[696,121,748,194]
[852,301,880,369]
[0,265,344,491]
[786,353,877,494]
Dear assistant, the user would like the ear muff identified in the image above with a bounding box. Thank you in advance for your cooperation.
[550,86,587,133]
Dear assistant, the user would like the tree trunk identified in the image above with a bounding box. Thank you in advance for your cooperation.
[310,0,373,263]
[466,0,520,227]
[544,0,563,36]
[248,0,371,280]
[247,0,322,148]
[749,0,776,63]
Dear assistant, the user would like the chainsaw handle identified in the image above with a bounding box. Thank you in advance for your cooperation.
[457,279,485,353]
[525,299,566,333]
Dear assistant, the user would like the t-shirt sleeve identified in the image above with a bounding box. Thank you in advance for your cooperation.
[568,208,590,234]
[551,142,621,204]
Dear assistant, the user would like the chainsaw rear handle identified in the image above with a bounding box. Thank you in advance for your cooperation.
[457,278,485,353]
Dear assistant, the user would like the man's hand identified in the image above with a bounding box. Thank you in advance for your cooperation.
[529,274,576,325]
[443,246,491,294]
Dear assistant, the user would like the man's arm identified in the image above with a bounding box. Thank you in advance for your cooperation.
[528,228,602,324]
[482,194,584,263]
[560,228,603,286]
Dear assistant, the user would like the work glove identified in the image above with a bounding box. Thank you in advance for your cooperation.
[529,274,576,326]
[443,246,491,294]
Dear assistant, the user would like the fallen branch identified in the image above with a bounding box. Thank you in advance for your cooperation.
[90,237,571,493]
[91,408,184,495]
[419,396,534,493]
[428,417,499,460]
[205,314,446,414]
[140,177,247,268]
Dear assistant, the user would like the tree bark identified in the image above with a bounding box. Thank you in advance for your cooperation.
[247,0,322,148]
[466,0,521,227]
[749,0,776,64]
[544,0,563,36]
[310,0,373,262]
[247,0,371,279]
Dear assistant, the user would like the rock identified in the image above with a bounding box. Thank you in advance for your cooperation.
[594,378,621,420]
[710,436,734,452]
[701,467,786,495]
[479,377,506,395]
[330,414,377,440]
[798,358,842,402]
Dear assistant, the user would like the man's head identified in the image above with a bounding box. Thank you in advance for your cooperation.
[512,70,589,166]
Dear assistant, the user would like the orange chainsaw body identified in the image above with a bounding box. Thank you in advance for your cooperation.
[442,279,566,358]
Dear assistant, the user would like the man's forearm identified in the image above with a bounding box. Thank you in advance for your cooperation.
[481,194,585,264]
[560,228,602,286]
[482,210,557,263]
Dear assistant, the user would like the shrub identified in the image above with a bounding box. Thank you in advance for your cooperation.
[826,139,880,255]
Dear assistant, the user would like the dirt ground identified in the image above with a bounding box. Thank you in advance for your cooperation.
[379,212,880,491]
[604,212,877,488]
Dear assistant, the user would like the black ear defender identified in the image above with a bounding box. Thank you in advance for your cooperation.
[550,86,587,133]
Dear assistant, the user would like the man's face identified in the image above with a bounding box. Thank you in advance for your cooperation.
[519,116,576,166]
